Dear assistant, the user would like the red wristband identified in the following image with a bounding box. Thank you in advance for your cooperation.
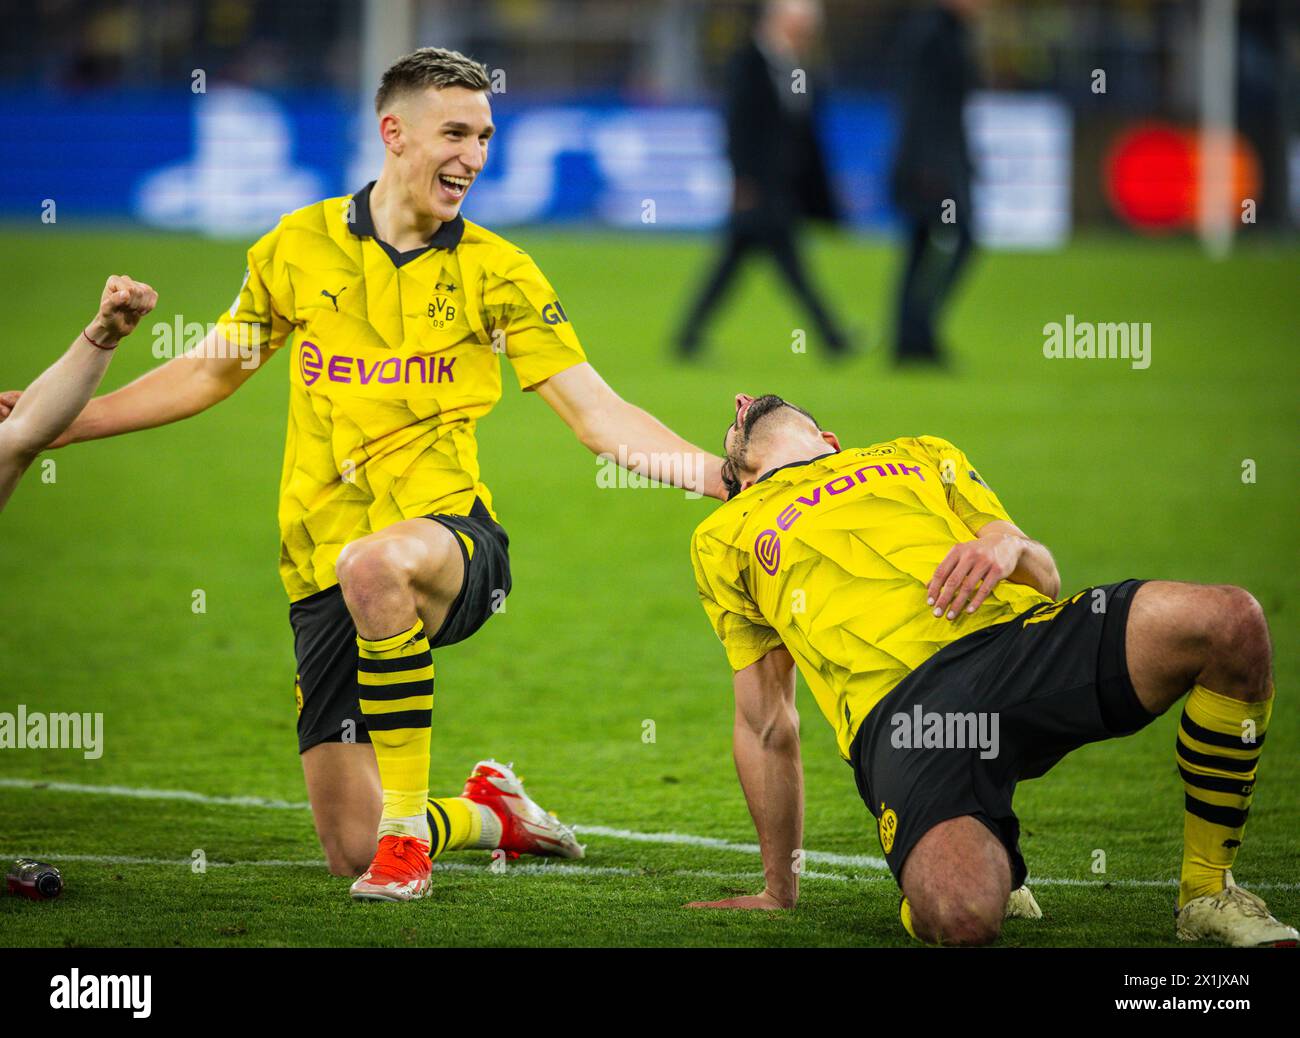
[81,327,117,351]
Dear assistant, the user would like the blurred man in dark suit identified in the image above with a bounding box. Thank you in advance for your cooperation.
[677,0,850,358]
[890,0,983,366]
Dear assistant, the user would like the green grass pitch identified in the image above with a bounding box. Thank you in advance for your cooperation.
[0,225,1295,947]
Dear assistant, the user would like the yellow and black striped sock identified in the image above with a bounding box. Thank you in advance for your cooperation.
[357,619,434,843]
[425,796,502,860]
[1175,684,1272,907]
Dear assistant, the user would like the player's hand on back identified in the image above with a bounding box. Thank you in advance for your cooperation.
[0,390,18,422]
[928,528,1027,621]
[88,274,158,346]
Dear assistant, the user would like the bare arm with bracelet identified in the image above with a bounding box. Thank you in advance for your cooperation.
[0,275,157,510]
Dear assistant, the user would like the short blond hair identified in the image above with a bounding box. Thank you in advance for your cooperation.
[375,47,490,114]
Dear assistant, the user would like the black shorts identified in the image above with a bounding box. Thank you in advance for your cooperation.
[849,579,1156,890]
[288,498,511,754]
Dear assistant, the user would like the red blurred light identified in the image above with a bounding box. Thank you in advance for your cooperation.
[1104,122,1261,234]
[1105,123,1196,232]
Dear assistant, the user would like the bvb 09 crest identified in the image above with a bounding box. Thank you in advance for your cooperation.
[879,804,898,854]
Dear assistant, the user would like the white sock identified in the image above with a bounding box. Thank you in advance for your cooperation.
[378,813,431,844]
[472,803,503,849]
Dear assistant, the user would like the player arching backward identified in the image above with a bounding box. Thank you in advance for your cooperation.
[0,49,728,902]
[685,393,1295,947]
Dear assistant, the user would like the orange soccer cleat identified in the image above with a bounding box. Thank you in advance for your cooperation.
[349,834,433,902]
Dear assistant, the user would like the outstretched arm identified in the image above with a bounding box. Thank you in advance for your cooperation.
[0,275,157,509]
[0,320,271,450]
[687,647,803,910]
[533,362,728,501]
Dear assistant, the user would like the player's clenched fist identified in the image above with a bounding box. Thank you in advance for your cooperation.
[0,273,157,426]
[89,274,158,347]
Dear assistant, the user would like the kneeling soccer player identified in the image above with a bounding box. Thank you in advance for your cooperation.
[685,393,1296,947]
[3,49,727,903]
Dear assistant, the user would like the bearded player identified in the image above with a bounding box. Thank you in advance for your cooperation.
[686,393,1294,947]
[1,49,726,902]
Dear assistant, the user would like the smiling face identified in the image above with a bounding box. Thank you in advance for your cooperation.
[381,86,494,224]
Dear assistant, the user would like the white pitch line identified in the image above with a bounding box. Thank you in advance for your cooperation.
[0,778,306,811]
[0,850,875,886]
[0,852,326,868]
[3,777,1296,892]
[574,824,887,870]
[1029,876,1299,892]
[0,777,885,869]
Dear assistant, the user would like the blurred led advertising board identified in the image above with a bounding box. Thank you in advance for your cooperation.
[0,88,1071,248]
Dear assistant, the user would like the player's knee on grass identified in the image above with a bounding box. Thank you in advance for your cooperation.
[900,816,1011,946]
[302,744,382,876]
[312,791,383,877]
[320,834,374,878]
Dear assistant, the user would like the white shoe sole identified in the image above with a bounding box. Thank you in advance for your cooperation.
[349,881,430,903]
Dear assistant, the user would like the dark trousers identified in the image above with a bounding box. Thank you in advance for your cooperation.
[678,218,847,353]
[894,218,974,360]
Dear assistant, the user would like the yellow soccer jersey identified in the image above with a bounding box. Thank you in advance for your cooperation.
[690,437,1051,759]
[215,182,586,601]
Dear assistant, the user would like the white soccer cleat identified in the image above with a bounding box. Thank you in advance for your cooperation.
[461,759,584,860]
[1175,871,1298,947]
[1005,885,1043,920]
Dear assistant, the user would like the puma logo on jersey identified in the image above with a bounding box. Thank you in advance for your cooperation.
[321,287,347,311]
